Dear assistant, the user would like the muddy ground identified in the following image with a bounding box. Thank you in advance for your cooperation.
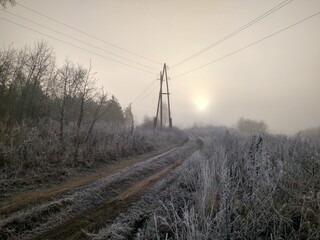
[0,136,201,239]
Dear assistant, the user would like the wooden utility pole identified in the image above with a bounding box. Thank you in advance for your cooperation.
[154,63,172,128]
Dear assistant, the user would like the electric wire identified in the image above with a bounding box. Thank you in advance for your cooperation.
[170,0,294,69]
[1,9,158,71]
[0,16,158,75]
[16,3,162,65]
[132,82,159,106]
[171,10,320,79]
[132,80,158,104]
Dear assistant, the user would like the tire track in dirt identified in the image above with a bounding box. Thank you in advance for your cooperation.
[0,142,185,217]
[34,139,201,240]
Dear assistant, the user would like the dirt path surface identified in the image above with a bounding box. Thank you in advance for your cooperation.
[0,143,183,217]
[0,137,201,240]
[35,159,185,240]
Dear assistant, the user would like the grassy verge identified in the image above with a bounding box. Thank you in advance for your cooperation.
[94,127,320,240]
[0,122,186,200]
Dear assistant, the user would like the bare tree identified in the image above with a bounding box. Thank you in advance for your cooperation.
[73,64,96,162]
[18,41,55,122]
[85,88,108,143]
[2,47,28,129]
[0,46,16,125]
[0,41,55,128]
[55,60,76,142]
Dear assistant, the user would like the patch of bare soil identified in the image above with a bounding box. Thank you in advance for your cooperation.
[90,138,204,240]
[36,140,198,239]
[0,138,199,239]
[0,143,183,217]
[35,159,185,240]
[32,140,200,240]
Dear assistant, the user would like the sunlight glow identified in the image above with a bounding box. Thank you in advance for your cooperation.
[194,95,209,112]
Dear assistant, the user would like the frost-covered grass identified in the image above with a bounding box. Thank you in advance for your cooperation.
[153,127,320,240]
[0,121,185,198]
[0,138,194,239]
[95,126,320,240]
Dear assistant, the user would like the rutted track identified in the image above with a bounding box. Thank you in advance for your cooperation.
[0,136,201,240]
[0,143,184,217]
[35,158,186,240]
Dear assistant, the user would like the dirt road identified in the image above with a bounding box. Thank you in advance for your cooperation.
[0,142,184,217]
[0,136,201,240]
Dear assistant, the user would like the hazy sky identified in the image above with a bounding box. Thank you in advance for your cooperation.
[1,0,320,134]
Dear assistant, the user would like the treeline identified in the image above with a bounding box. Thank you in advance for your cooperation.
[0,42,184,194]
[0,41,133,134]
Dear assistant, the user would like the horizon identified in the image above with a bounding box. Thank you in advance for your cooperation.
[1,0,319,134]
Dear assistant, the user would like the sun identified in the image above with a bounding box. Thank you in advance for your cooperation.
[194,95,209,112]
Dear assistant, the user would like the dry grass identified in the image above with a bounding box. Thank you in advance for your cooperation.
[0,122,185,199]
[97,127,320,240]
[0,135,193,239]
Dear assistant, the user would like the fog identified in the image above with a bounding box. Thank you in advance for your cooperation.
[1,0,319,134]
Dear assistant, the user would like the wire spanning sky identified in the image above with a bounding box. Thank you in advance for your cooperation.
[1,0,320,134]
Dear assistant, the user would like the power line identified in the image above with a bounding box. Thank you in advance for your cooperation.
[0,9,158,71]
[138,83,159,103]
[16,3,162,65]
[170,0,294,69]
[132,80,158,105]
[171,10,320,79]
[0,16,158,75]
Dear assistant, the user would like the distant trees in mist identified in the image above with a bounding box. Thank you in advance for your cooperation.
[0,41,132,132]
[237,117,268,135]
[0,0,15,8]
[300,126,320,139]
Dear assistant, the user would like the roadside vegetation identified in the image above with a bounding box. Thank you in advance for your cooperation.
[0,137,196,240]
[0,42,185,198]
[1,41,319,239]
[95,121,320,240]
